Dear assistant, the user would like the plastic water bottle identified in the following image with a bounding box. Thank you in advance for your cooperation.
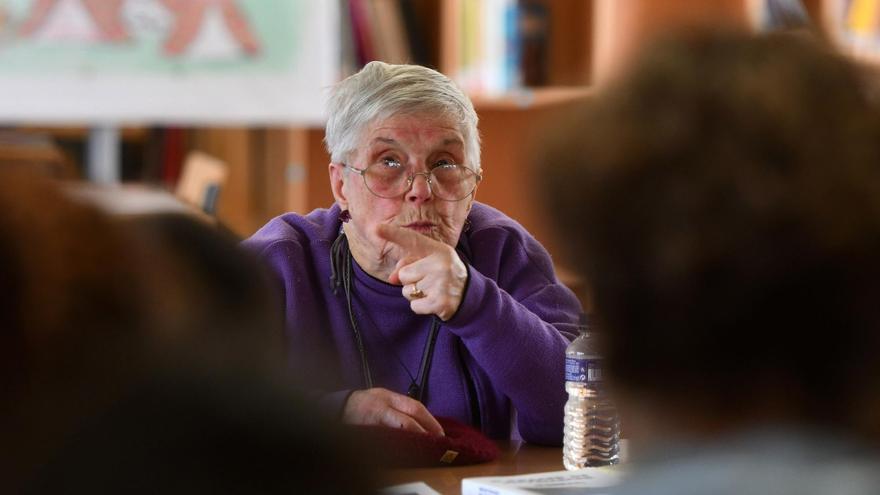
[563,314,620,469]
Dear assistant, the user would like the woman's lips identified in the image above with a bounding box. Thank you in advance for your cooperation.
[404,222,436,234]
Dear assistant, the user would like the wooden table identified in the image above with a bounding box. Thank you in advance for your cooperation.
[380,441,564,494]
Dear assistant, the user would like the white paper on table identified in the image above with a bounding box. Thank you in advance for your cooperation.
[378,481,442,495]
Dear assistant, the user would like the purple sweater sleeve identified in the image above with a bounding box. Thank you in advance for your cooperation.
[243,216,358,420]
[445,223,581,445]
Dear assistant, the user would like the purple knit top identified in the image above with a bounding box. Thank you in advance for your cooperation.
[243,202,581,445]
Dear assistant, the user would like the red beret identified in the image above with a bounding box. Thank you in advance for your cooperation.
[348,417,500,467]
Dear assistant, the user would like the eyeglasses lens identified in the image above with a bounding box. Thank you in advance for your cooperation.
[364,163,476,200]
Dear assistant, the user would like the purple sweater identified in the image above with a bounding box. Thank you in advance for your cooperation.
[243,202,581,445]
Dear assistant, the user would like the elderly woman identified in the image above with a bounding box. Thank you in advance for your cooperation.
[244,62,581,445]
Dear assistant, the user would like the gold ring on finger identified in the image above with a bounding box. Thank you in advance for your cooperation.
[410,283,426,299]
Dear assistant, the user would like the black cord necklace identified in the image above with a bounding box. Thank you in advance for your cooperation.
[330,230,440,403]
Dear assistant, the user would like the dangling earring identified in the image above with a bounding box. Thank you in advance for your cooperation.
[339,209,351,223]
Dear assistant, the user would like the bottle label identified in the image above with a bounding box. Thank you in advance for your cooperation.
[565,357,603,384]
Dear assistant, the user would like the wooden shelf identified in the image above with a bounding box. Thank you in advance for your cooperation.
[17,126,148,142]
[469,86,593,111]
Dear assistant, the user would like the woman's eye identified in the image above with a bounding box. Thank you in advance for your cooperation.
[381,157,402,168]
[433,159,456,169]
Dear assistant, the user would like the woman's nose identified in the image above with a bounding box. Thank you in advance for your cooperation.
[406,172,433,202]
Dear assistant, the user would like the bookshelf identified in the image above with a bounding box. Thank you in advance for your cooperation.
[32,1,855,246]
[181,0,880,311]
[17,0,861,304]
[180,1,600,240]
[198,1,753,257]
[468,86,593,110]
[439,0,593,92]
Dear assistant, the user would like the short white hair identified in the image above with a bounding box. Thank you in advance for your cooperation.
[324,61,481,170]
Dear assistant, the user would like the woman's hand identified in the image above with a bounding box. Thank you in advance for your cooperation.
[343,388,445,436]
[376,224,468,321]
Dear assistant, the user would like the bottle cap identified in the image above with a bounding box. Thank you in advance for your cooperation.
[578,312,590,330]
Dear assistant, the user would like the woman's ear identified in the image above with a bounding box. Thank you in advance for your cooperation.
[329,163,348,209]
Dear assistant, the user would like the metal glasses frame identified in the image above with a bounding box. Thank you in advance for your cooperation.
[342,162,482,201]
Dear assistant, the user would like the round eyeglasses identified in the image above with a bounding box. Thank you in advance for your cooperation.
[342,159,482,201]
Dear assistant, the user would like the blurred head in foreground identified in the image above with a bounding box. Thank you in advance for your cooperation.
[0,170,375,493]
[120,212,284,368]
[544,31,880,446]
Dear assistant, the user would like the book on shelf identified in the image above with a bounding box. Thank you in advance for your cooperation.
[456,0,523,96]
[815,0,880,61]
[348,0,377,67]
[399,0,431,67]
[845,0,880,48]
[339,0,358,76]
[461,468,623,495]
[519,0,549,87]
[847,0,880,35]
[752,0,812,31]
[370,0,412,65]
[340,0,422,75]
[338,0,554,94]
[449,0,554,97]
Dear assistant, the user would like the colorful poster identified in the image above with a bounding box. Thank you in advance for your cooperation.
[0,0,339,124]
